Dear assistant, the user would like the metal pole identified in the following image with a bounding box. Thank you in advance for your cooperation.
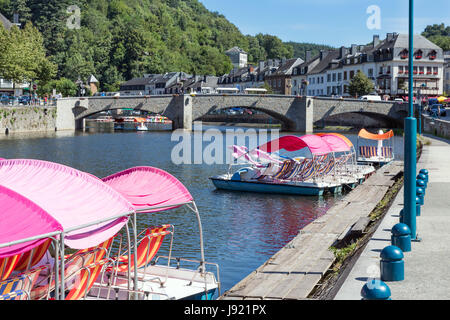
[404,0,417,240]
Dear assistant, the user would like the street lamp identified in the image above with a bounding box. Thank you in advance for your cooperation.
[403,0,418,240]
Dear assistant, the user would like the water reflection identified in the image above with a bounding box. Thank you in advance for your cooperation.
[0,126,404,293]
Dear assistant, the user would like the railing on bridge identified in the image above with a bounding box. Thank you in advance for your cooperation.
[0,97,57,107]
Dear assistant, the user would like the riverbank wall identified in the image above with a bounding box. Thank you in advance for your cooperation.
[422,114,450,140]
[0,106,57,134]
[220,161,404,300]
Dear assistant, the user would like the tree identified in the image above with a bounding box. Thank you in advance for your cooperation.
[0,22,56,89]
[348,71,374,97]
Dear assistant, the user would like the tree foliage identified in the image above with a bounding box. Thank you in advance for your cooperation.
[0,22,57,87]
[422,23,450,51]
[348,70,374,97]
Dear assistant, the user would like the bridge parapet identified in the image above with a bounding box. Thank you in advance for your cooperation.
[55,94,407,132]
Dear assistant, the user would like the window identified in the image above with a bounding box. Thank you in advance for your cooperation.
[413,66,418,74]
[350,71,355,79]
[379,66,383,74]
[327,74,331,82]
[332,73,336,82]
[433,67,438,75]
[398,66,404,74]
[414,50,423,59]
[368,68,374,77]
[419,66,424,74]
[427,66,432,74]
[343,71,347,80]
[338,73,342,81]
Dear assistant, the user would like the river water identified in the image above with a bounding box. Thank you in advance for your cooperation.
[0,126,404,295]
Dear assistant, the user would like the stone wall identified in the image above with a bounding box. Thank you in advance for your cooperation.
[422,114,450,139]
[0,106,57,134]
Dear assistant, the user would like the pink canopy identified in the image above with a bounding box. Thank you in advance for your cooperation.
[0,159,135,250]
[315,134,352,153]
[102,166,193,213]
[258,135,333,155]
[0,185,63,258]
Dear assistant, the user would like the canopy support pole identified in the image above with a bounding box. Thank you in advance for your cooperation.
[60,232,65,300]
[186,201,205,274]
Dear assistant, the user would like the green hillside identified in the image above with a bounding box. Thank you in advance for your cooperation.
[0,0,332,91]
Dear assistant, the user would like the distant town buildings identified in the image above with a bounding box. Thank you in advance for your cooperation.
[119,33,446,99]
[444,51,450,94]
[225,47,248,69]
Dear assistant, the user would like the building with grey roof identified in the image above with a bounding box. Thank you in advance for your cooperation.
[304,33,445,98]
[225,47,248,69]
[0,12,12,30]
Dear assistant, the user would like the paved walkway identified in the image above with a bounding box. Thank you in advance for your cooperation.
[335,134,450,300]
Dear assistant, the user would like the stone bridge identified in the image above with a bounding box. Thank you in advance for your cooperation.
[55,94,409,132]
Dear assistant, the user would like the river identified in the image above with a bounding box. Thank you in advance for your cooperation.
[0,125,404,295]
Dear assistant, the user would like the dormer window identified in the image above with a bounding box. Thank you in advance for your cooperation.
[400,49,408,59]
[428,50,437,60]
[414,50,423,59]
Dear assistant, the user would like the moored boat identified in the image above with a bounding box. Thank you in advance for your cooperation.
[210,134,375,196]
[357,129,395,167]
[0,160,220,300]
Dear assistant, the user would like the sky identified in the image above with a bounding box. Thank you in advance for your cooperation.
[199,0,450,47]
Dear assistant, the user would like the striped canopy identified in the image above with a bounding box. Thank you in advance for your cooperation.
[102,166,193,213]
[358,129,394,140]
[315,133,353,152]
[257,135,333,155]
[0,159,134,256]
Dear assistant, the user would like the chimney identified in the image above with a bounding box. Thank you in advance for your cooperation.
[320,50,329,61]
[305,50,312,62]
[339,46,348,59]
[350,44,357,55]
[373,34,380,48]
[386,33,394,42]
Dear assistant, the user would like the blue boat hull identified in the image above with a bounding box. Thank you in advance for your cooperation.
[210,177,325,196]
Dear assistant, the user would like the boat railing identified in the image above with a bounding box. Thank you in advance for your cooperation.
[154,255,221,297]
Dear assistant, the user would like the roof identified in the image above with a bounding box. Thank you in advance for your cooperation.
[393,34,442,50]
[308,50,341,75]
[0,12,12,30]
[267,58,304,76]
[226,46,247,54]
[88,74,99,83]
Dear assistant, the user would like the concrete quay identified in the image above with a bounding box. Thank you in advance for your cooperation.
[335,134,450,300]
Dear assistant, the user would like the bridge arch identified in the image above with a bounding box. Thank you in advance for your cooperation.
[314,111,404,129]
[195,105,295,130]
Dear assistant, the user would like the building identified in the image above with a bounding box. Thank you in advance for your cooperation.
[0,12,12,30]
[264,58,304,95]
[88,75,99,95]
[291,51,321,96]
[302,33,445,98]
[444,51,450,94]
[119,72,189,95]
[225,47,248,70]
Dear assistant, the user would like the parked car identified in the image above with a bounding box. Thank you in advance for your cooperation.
[360,95,381,101]
[18,95,31,105]
[428,104,446,117]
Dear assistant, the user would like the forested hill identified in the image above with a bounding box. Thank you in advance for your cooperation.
[0,0,333,91]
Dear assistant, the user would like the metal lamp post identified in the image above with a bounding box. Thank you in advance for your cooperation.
[403,0,418,240]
